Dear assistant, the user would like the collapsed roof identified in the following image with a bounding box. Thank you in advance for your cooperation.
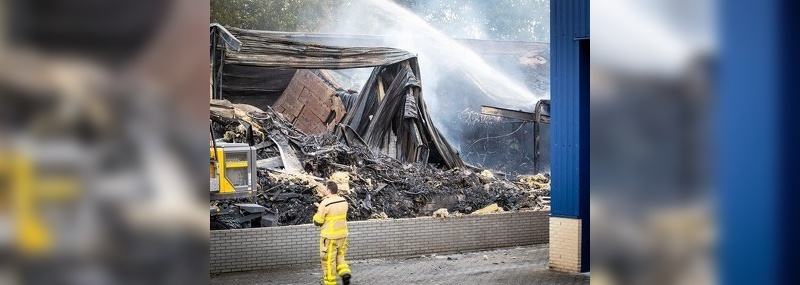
[219,26,416,69]
[211,24,464,169]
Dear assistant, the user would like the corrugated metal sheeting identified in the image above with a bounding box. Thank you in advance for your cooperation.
[549,0,589,219]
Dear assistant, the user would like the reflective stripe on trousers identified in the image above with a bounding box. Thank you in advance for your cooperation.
[320,237,350,285]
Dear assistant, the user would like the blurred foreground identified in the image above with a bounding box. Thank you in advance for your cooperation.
[591,0,716,284]
[0,0,209,284]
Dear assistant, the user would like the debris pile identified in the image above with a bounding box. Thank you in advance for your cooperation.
[516,173,551,196]
[211,100,550,226]
[471,203,503,215]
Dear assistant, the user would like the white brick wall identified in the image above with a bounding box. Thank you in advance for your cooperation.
[548,217,582,273]
[210,211,550,274]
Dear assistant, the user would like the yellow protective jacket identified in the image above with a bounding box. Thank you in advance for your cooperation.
[313,194,349,239]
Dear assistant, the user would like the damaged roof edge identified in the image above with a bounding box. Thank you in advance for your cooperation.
[228,29,549,55]
[218,26,416,69]
[210,23,242,51]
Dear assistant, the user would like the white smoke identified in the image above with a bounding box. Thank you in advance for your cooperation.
[313,0,548,150]
[316,0,545,107]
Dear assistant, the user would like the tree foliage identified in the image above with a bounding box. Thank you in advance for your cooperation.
[210,0,549,42]
[210,0,342,32]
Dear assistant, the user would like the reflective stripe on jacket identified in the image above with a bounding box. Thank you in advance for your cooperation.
[313,195,349,239]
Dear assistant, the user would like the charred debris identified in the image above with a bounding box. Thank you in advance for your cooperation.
[210,25,550,226]
[211,101,550,226]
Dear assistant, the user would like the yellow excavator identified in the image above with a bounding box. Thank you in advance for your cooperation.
[209,118,276,230]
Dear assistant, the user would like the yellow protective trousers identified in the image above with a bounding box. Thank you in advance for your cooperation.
[320,237,350,285]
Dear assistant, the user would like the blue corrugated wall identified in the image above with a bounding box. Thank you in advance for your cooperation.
[549,0,589,272]
[550,0,589,218]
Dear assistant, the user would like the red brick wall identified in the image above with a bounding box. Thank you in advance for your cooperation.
[273,70,346,134]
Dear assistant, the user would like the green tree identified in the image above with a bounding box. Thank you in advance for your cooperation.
[211,0,549,42]
[210,0,345,32]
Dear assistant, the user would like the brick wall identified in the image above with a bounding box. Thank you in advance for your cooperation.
[210,211,549,274]
[272,70,346,134]
[548,217,582,273]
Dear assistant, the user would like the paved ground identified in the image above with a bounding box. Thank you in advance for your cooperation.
[211,245,589,285]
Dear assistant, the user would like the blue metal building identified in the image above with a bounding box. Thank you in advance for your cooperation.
[549,0,589,273]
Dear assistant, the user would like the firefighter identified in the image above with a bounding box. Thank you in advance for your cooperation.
[313,181,351,285]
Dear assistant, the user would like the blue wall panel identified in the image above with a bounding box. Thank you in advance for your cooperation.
[549,0,589,219]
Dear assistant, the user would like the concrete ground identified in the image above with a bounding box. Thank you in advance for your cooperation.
[210,245,589,285]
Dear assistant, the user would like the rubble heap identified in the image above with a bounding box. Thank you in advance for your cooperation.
[211,100,550,226]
